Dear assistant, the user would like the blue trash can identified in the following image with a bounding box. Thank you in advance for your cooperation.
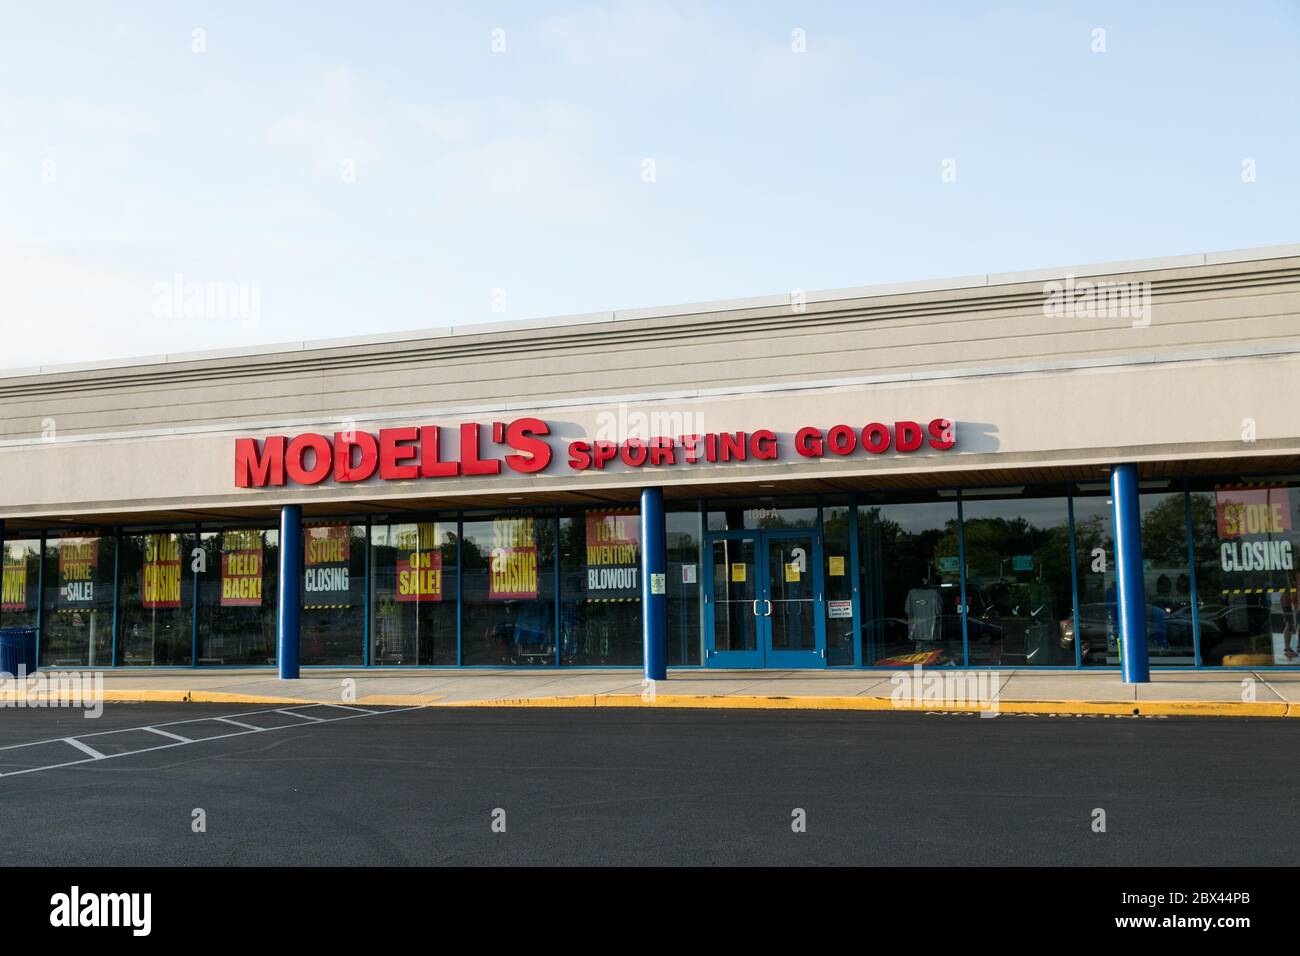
[0,627,38,676]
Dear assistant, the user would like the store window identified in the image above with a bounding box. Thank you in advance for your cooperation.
[1136,485,1197,665]
[667,505,703,666]
[461,512,556,666]
[1,537,41,629]
[960,489,1074,666]
[371,520,459,665]
[1070,487,1116,667]
[40,533,115,667]
[822,498,855,665]
[1190,477,1299,666]
[560,508,642,665]
[300,521,366,665]
[196,526,278,666]
[1066,482,1197,667]
[707,497,817,531]
[858,493,963,667]
[118,530,194,665]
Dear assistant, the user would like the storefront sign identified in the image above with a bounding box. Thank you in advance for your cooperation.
[1216,485,1295,575]
[585,511,639,600]
[490,517,537,600]
[234,418,956,488]
[58,538,98,607]
[396,524,443,603]
[2,547,27,612]
[142,534,182,609]
[304,524,351,607]
[221,530,264,607]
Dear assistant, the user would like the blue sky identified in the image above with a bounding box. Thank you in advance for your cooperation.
[1,1,1297,367]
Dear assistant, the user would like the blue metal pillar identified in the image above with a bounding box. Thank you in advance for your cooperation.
[1110,464,1150,683]
[641,488,667,682]
[277,505,303,679]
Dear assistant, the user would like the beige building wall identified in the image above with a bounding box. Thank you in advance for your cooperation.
[2,247,1299,521]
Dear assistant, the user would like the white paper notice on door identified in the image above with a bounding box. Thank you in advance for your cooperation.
[828,600,853,619]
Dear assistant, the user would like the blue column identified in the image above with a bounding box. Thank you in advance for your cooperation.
[277,504,303,680]
[1111,464,1150,683]
[641,488,667,682]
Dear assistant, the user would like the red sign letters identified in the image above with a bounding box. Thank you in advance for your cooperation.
[235,417,955,488]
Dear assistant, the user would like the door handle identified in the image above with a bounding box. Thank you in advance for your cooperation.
[761,599,772,617]
[753,600,760,617]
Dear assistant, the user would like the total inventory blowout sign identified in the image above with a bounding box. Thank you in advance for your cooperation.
[234,418,956,487]
[304,524,351,607]
[2,546,27,612]
[396,524,443,603]
[142,534,182,609]
[585,511,639,601]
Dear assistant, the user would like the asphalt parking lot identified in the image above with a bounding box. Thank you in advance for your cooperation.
[0,703,1295,866]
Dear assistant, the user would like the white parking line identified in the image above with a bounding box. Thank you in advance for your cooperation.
[0,705,423,779]
[63,738,106,760]
[214,717,264,731]
[143,726,192,743]
[277,709,323,721]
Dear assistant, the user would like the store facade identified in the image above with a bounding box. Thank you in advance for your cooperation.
[2,245,1299,672]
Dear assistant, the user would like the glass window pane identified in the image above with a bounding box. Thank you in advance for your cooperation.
[1,538,41,629]
[118,530,193,665]
[301,522,366,665]
[858,493,963,667]
[560,508,642,665]
[371,520,458,665]
[1190,478,1299,666]
[41,533,115,667]
[1137,488,1196,665]
[461,512,555,666]
[961,490,1073,666]
[822,499,854,665]
[196,526,278,666]
[1071,489,1115,666]
[710,538,758,652]
[708,496,817,531]
[666,506,703,666]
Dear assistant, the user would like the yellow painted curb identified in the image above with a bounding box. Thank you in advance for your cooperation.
[102,690,194,704]
[427,693,1298,718]
[6,687,1294,717]
[440,694,599,708]
[354,694,442,707]
[186,690,318,705]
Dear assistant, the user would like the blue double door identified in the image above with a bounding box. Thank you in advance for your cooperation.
[704,529,826,667]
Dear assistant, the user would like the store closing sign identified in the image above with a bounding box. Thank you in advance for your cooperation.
[234,418,956,487]
[1215,484,1296,579]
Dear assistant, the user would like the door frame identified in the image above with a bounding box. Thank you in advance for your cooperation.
[703,528,827,668]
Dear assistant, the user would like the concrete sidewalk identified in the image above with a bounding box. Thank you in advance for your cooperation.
[16,667,1300,717]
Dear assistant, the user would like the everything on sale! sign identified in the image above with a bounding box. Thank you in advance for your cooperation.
[396,523,443,603]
